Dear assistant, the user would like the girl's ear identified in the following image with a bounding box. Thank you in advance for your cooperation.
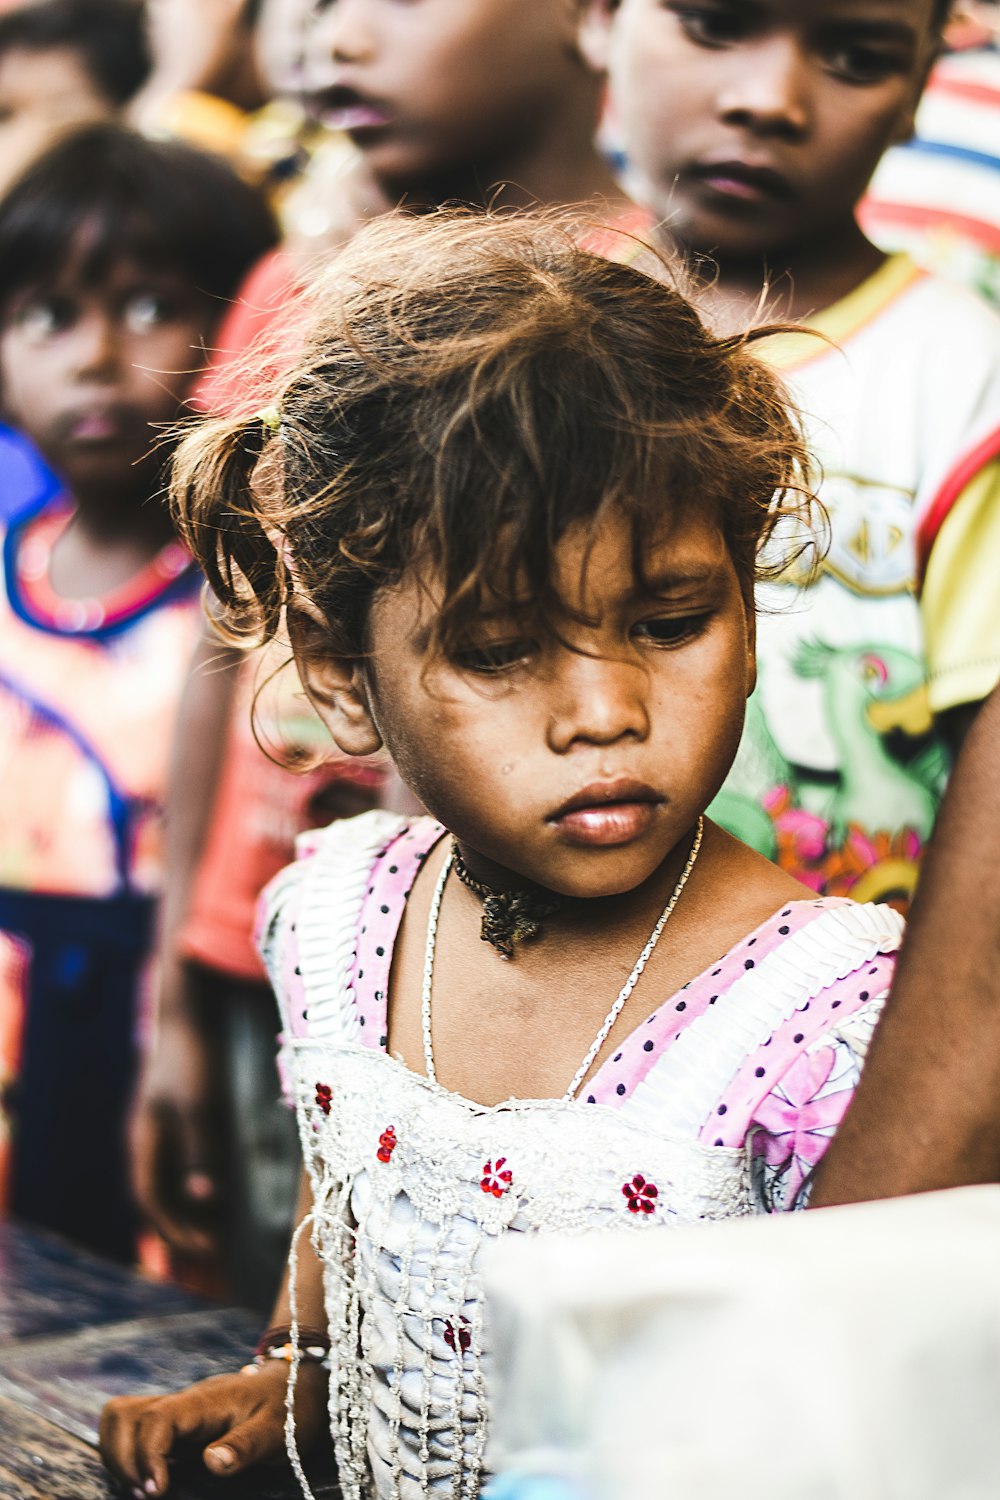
[578,0,619,71]
[287,601,383,758]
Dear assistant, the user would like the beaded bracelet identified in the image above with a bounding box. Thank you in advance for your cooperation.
[239,1324,332,1376]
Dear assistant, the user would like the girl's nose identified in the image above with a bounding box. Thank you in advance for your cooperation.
[309,0,376,68]
[71,312,121,381]
[546,653,651,754]
[717,37,811,138]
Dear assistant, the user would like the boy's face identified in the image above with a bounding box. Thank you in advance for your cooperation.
[584,0,939,262]
[0,254,216,500]
[303,0,592,194]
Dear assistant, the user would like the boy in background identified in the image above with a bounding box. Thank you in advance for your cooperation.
[583,0,1000,910]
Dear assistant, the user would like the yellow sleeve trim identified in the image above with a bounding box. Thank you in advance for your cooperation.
[923,459,1000,714]
[758,255,923,372]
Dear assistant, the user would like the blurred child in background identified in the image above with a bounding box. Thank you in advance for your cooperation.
[0,122,277,1261]
[0,0,149,195]
[584,0,1000,908]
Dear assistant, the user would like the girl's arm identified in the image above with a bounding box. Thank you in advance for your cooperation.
[100,1170,328,1497]
[810,682,1000,1205]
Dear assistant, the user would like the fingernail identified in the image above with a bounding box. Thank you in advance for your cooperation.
[133,1489,145,1499]
[145,1482,159,1496]
[207,1445,236,1470]
[186,1172,214,1200]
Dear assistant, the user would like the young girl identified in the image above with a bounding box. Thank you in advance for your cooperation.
[100,214,903,1500]
[0,122,277,1261]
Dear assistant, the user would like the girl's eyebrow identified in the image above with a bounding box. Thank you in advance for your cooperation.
[638,564,727,594]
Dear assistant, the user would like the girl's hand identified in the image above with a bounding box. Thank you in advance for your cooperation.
[99,1361,326,1497]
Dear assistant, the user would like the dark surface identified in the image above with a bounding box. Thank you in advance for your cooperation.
[0,1220,339,1499]
[0,1220,200,1343]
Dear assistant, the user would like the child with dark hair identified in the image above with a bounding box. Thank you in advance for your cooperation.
[102,210,903,1499]
[0,0,149,195]
[0,122,278,1262]
[584,0,1000,910]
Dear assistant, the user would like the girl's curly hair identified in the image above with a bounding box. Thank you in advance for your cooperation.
[171,210,814,665]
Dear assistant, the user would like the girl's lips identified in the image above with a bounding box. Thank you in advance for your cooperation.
[67,408,127,442]
[551,800,659,847]
[310,86,392,135]
[322,102,392,133]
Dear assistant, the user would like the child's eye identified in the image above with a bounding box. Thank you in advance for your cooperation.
[667,3,749,47]
[452,639,533,674]
[634,613,712,647]
[124,291,173,332]
[823,40,905,85]
[14,296,73,341]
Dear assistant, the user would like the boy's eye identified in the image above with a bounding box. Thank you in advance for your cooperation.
[634,613,712,646]
[823,40,906,86]
[452,639,533,674]
[124,291,173,332]
[668,3,749,47]
[14,296,74,341]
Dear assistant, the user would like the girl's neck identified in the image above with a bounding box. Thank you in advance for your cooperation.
[452,822,701,945]
[685,221,886,338]
[47,486,178,601]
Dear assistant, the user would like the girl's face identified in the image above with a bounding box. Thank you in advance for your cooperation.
[339,510,755,900]
[0,252,215,501]
[584,0,937,263]
[303,0,592,195]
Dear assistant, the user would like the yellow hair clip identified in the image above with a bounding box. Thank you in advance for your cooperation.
[256,404,282,436]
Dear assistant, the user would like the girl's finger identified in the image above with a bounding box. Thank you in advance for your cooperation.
[203,1406,288,1475]
[132,1390,238,1493]
[98,1398,145,1492]
[134,1405,190,1496]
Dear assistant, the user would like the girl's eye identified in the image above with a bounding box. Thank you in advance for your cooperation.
[668,3,748,47]
[124,291,173,332]
[634,613,712,647]
[452,639,533,674]
[14,296,73,341]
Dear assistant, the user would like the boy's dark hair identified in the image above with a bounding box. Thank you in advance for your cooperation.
[0,123,279,319]
[0,0,150,106]
[173,212,812,665]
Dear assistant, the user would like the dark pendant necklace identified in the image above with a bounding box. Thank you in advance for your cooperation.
[451,841,560,960]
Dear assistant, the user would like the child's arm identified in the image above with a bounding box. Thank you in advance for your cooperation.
[100,1170,327,1497]
[811,681,1000,1205]
[130,618,241,1255]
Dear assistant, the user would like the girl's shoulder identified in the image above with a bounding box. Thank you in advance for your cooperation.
[255,809,442,1036]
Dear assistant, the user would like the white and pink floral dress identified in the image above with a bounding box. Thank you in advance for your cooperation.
[258,811,903,1500]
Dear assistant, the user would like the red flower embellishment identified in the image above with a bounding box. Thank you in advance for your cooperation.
[622,1173,658,1214]
[377,1126,397,1163]
[480,1157,513,1198]
[443,1316,472,1354]
[315,1082,332,1116]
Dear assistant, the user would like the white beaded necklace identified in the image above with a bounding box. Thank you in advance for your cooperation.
[420,815,705,1103]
